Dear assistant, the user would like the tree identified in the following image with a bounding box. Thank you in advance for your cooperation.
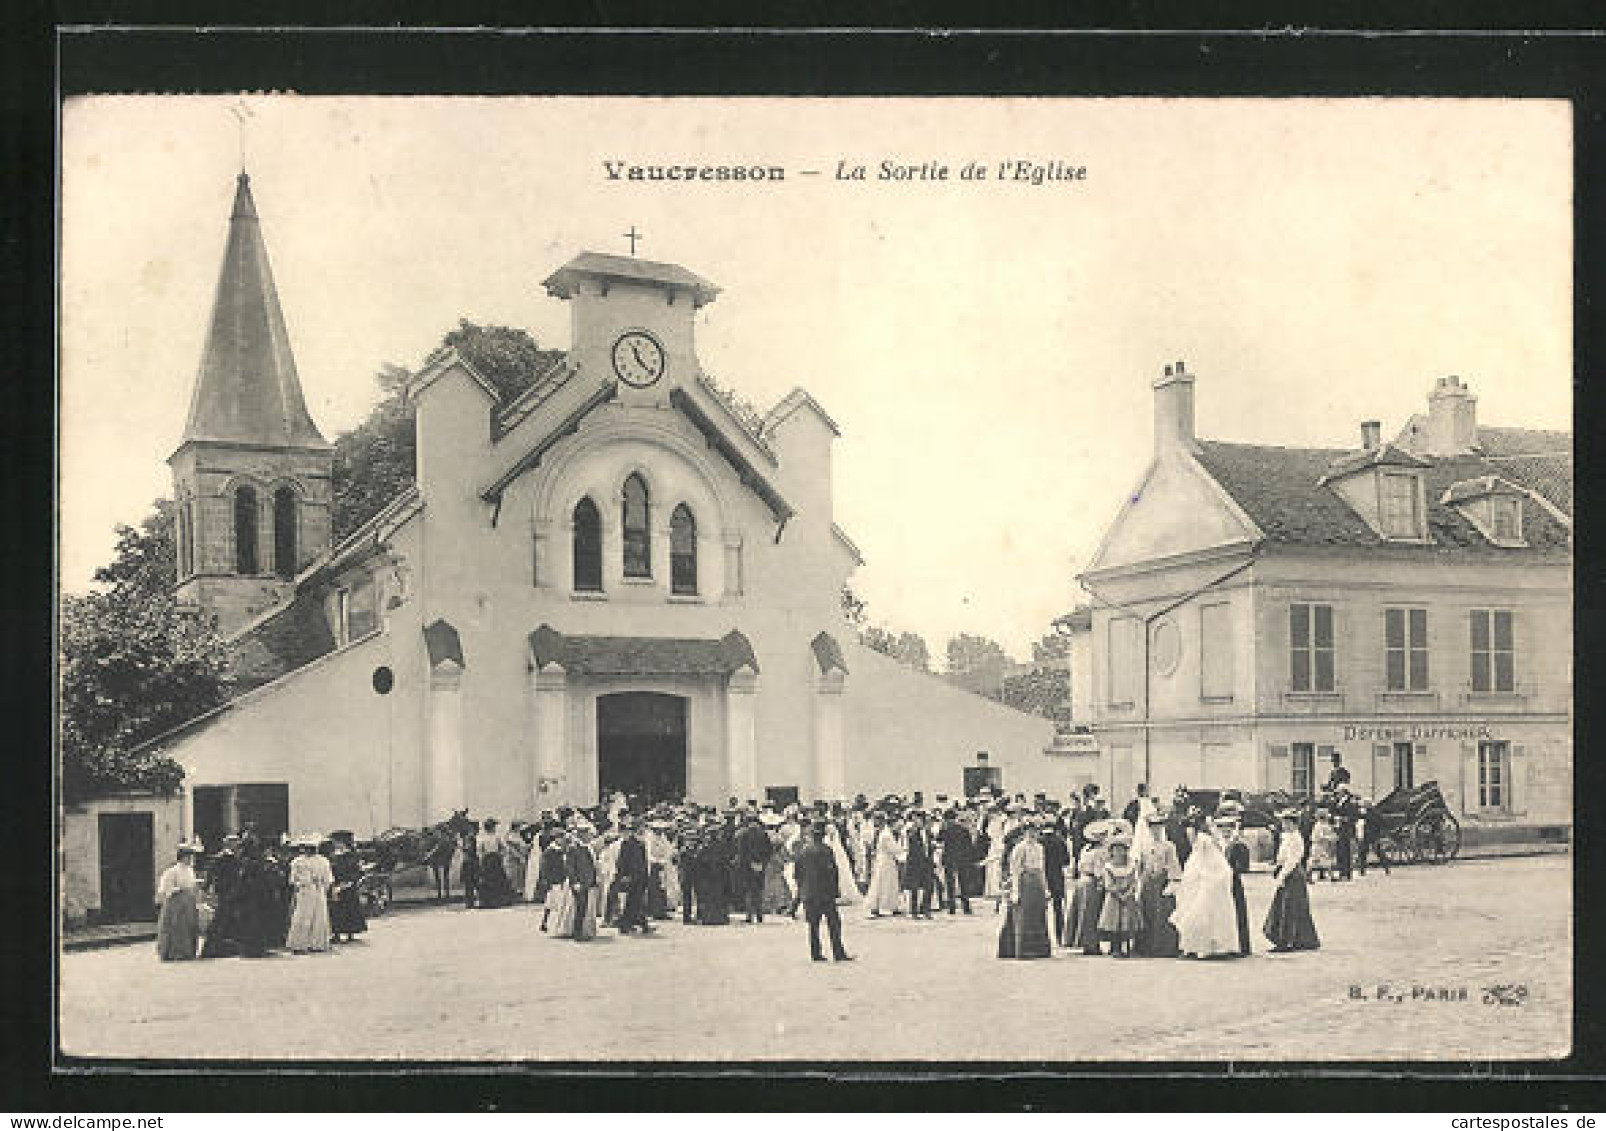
[1031,628,1071,665]
[1000,667,1072,723]
[441,319,565,404]
[60,500,228,803]
[893,631,931,672]
[944,632,1015,699]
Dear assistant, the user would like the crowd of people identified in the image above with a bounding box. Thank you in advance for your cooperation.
[153,829,368,961]
[155,764,1386,965]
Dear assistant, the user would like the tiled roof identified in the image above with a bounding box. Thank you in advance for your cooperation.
[541,252,721,308]
[1192,440,1571,560]
[528,625,759,676]
[227,589,337,693]
[1476,424,1571,458]
[1488,452,1572,517]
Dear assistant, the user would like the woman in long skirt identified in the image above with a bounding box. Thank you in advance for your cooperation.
[326,836,367,943]
[1097,834,1144,957]
[1172,818,1242,959]
[1264,811,1321,951]
[1065,821,1109,954]
[761,822,792,914]
[1135,811,1183,957]
[998,824,1052,959]
[285,840,334,953]
[475,819,514,909]
[865,816,904,917]
[155,843,202,961]
[502,824,531,902]
[823,823,862,907]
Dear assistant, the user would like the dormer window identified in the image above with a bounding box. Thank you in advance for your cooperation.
[1441,476,1526,548]
[1379,472,1423,539]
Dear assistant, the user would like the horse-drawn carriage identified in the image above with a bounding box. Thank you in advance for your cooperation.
[1368,780,1461,865]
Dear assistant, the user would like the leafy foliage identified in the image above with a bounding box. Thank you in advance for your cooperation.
[330,323,563,542]
[944,632,1014,698]
[1000,666,1072,722]
[60,500,227,803]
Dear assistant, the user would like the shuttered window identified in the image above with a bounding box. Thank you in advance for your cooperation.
[1108,617,1138,705]
[1477,741,1509,809]
[1291,742,1316,795]
[1290,603,1335,692]
[1385,607,1429,691]
[1470,609,1514,693]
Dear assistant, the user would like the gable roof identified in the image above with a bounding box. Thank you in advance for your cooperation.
[1192,440,1570,560]
[179,174,329,452]
[541,252,721,308]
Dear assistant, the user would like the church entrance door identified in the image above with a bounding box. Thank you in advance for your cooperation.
[597,692,688,805]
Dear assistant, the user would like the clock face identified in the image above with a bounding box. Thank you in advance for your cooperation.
[611,330,667,388]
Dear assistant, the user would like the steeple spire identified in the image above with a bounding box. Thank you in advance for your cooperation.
[180,173,328,450]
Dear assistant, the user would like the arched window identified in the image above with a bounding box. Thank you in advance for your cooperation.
[622,473,651,579]
[273,486,298,580]
[233,484,259,575]
[670,504,697,595]
[572,497,603,592]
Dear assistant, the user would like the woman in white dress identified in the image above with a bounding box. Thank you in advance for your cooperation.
[823,822,862,907]
[285,839,334,953]
[865,814,904,917]
[982,805,1009,903]
[1131,786,1158,859]
[1170,817,1241,958]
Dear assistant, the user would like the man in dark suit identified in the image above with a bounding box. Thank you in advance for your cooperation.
[1040,820,1072,945]
[902,811,936,919]
[1221,818,1253,956]
[795,819,852,962]
[734,813,774,923]
[614,818,652,934]
[937,808,974,915]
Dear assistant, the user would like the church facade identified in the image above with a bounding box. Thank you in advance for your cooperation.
[146,175,1057,844]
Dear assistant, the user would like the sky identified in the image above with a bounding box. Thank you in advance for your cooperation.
[59,97,1572,657]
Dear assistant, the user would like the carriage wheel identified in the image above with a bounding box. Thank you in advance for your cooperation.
[1412,814,1458,865]
[1377,833,1405,865]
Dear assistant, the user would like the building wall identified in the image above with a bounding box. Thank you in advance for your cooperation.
[60,794,183,927]
[841,644,1059,801]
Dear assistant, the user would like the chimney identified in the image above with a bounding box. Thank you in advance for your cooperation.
[1153,359,1196,453]
[1425,375,1478,456]
[1360,420,1381,451]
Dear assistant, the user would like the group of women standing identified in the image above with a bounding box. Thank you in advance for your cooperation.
[154,832,368,961]
[1000,804,1320,961]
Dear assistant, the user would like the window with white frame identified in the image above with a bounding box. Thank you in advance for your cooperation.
[1470,609,1515,693]
[1289,603,1335,693]
[1490,496,1521,541]
[1291,742,1316,795]
[1477,740,1509,809]
[1385,607,1430,691]
[1380,472,1422,539]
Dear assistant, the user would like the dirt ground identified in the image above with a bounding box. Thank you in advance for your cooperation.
[58,854,1570,1062]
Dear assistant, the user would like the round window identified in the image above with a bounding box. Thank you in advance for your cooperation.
[1151,620,1181,677]
[372,666,395,695]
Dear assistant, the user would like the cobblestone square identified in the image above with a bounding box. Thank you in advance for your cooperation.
[59,854,1569,1063]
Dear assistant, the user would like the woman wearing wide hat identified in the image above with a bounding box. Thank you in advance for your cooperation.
[1065,818,1111,954]
[1264,808,1321,952]
[997,819,1053,959]
[155,841,204,961]
[1135,808,1182,957]
[285,836,334,954]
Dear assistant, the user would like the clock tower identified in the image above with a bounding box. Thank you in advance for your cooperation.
[541,252,720,406]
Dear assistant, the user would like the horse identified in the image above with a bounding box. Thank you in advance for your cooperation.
[374,809,475,903]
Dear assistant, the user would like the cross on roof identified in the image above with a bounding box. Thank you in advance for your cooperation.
[623,225,642,256]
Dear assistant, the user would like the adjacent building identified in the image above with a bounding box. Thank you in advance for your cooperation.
[134,174,1056,847]
[1068,363,1571,845]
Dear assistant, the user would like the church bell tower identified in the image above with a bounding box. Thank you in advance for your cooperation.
[168,173,333,636]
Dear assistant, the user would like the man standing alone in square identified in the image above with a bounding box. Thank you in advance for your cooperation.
[796,819,853,962]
